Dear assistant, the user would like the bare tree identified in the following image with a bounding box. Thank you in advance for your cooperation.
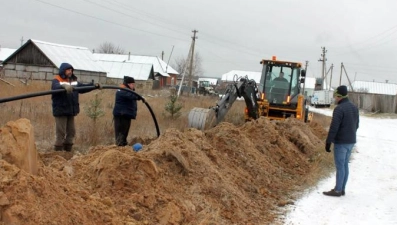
[95,41,126,54]
[172,52,203,81]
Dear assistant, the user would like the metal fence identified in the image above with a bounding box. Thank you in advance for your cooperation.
[349,92,397,114]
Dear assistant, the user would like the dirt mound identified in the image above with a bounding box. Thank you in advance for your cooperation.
[0,119,38,175]
[0,117,327,225]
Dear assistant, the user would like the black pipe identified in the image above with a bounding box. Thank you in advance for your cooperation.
[0,88,66,102]
[0,85,160,137]
[101,85,160,138]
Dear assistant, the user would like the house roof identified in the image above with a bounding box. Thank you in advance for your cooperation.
[351,80,397,95]
[0,48,17,62]
[96,61,154,80]
[32,40,106,72]
[93,53,179,76]
[221,70,262,83]
[4,39,106,73]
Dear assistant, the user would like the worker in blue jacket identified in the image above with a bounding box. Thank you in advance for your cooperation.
[51,62,100,151]
[113,76,142,146]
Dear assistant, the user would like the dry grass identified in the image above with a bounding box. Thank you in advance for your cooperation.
[0,79,247,152]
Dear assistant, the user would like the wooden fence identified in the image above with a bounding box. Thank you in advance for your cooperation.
[349,92,397,114]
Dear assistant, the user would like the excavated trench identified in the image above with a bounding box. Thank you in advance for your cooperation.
[0,114,331,225]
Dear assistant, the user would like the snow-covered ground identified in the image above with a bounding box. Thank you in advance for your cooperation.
[283,107,397,225]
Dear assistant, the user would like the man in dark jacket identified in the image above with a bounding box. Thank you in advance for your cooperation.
[51,62,97,151]
[323,85,359,197]
[113,76,142,146]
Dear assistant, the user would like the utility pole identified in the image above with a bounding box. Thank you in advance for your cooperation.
[323,64,333,90]
[161,51,164,60]
[341,63,354,92]
[328,64,334,90]
[165,45,174,73]
[188,30,198,95]
[339,63,343,86]
[20,36,24,46]
[318,47,327,90]
[177,42,194,97]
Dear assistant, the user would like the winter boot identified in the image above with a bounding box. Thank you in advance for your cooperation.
[323,189,342,197]
[63,144,73,152]
[54,145,63,151]
[332,189,345,196]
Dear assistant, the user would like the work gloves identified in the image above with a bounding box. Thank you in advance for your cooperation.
[61,84,73,94]
[325,143,331,153]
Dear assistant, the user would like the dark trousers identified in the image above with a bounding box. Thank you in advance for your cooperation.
[114,116,131,146]
[54,116,76,146]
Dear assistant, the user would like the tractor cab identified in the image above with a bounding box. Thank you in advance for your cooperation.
[259,57,306,105]
[255,56,309,121]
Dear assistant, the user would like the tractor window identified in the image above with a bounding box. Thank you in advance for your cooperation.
[269,67,291,103]
[260,62,303,103]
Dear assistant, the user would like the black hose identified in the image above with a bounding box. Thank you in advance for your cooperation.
[0,85,160,137]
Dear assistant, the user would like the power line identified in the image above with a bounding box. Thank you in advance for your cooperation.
[341,62,397,71]
[97,0,270,60]
[31,0,396,80]
[80,0,189,37]
[334,34,397,56]
[32,0,189,42]
[195,43,257,69]
[96,0,272,60]
[101,0,192,32]
[102,0,280,61]
[199,32,267,57]
[199,36,267,59]
[33,0,271,62]
[331,23,397,50]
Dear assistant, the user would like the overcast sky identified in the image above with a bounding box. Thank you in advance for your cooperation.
[2,0,397,86]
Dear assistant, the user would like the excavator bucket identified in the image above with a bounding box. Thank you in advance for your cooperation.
[188,107,216,130]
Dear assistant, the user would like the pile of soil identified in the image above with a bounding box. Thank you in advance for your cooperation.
[0,117,328,225]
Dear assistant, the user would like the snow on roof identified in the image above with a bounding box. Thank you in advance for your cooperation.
[96,61,153,80]
[0,48,17,62]
[198,77,219,85]
[352,80,397,95]
[31,39,106,73]
[93,53,178,76]
[221,70,261,83]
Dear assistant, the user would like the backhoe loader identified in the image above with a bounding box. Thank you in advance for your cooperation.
[188,56,312,130]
